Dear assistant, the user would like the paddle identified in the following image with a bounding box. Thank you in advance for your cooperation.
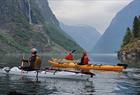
[71,50,76,53]
[117,63,128,69]
[57,50,76,63]
[44,67,95,77]
[65,50,76,54]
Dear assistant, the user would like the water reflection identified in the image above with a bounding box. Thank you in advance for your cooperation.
[1,70,139,95]
[115,68,140,95]
[90,53,120,65]
[0,74,95,95]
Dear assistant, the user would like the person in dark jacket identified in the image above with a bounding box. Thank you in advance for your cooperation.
[80,51,89,65]
[20,48,41,71]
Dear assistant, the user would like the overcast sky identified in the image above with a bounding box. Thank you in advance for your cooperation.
[48,0,133,34]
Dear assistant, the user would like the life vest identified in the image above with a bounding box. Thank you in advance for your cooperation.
[64,54,73,60]
[83,56,89,65]
[34,55,41,69]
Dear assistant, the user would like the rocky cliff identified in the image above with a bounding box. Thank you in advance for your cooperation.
[0,0,81,53]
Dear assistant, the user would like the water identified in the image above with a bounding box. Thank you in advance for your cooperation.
[89,53,120,65]
[0,54,140,95]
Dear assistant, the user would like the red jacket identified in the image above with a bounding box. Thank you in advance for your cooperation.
[83,56,89,65]
[64,54,73,60]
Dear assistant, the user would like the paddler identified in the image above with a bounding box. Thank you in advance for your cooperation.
[79,50,89,65]
[20,48,41,71]
[64,50,74,60]
[59,50,74,63]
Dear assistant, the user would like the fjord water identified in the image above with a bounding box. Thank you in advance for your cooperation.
[0,54,140,95]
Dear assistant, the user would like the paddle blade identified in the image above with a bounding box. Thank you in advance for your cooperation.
[71,50,76,53]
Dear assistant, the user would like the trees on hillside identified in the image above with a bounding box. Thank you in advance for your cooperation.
[121,16,140,47]
[133,16,140,38]
[121,27,132,47]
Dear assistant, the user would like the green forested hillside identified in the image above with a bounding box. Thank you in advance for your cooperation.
[0,0,82,53]
[120,16,140,52]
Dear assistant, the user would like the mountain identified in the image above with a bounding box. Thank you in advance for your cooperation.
[93,0,140,53]
[60,23,101,52]
[0,0,82,53]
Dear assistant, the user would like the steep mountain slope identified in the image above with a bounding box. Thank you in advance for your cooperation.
[60,23,100,51]
[0,0,81,53]
[94,0,140,53]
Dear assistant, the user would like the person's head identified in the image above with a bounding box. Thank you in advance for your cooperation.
[82,50,87,56]
[67,50,72,54]
[69,52,72,55]
[31,48,37,55]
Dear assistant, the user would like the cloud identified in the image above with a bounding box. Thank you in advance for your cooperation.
[48,0,133,34]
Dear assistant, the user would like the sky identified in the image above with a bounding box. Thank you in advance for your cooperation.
[48,0,133,34]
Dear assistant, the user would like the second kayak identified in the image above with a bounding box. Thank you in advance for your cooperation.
[48,59,125,72]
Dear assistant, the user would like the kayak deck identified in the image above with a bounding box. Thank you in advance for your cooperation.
[48,59,124,72]
[0,67,92,80]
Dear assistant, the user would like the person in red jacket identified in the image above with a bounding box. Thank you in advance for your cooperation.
[64,51,73,60]
[80,51,89,65]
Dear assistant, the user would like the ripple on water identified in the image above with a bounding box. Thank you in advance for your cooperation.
[0,67,140,95]
[0,74,96,95]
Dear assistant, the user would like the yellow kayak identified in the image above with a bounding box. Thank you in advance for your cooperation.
[48,59,125,72]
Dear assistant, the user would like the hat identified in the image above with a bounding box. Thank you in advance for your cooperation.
[31,48,37,53]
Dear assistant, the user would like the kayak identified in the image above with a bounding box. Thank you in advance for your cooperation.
[48,59,125,72]
[0,67,92,80]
